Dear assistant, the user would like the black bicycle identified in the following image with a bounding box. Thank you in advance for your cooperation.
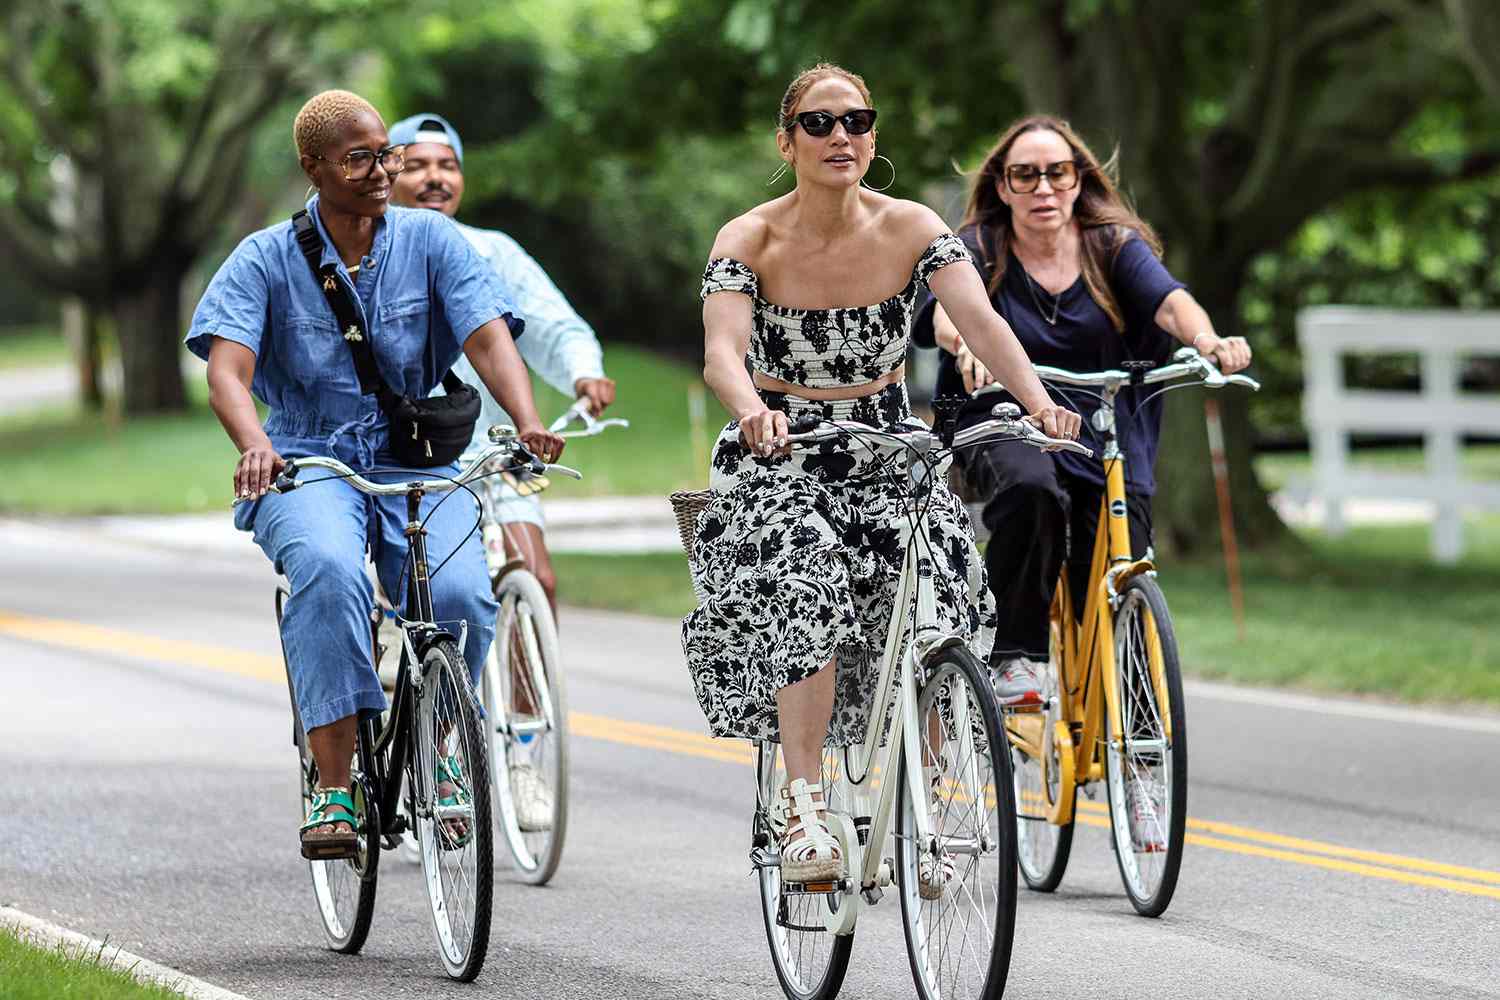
[249,432,550,981]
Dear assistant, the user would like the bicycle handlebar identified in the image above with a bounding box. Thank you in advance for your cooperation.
[783,407,1092,458]
[546,396,631,438]
[976,347,1261,394]
[231,430,575,507]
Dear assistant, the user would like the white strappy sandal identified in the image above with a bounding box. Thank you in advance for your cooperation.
[917,767,957,900]
[778,778,844,883]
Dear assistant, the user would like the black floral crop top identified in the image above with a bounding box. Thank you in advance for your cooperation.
[701,232,972,389]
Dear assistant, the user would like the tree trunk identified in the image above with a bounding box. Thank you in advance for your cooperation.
[113,265,188,415]
[62,298,104,409]
[1151,264,1290,557]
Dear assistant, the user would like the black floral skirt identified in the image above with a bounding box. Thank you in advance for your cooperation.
[680,384,996,745]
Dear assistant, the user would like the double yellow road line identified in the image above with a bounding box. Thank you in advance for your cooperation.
[4,609,1498,902]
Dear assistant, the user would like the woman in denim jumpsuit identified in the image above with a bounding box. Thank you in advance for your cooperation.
[186,90,566,856]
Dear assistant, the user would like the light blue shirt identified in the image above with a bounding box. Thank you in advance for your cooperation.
[447,221,603,443]
[185,197,522,473]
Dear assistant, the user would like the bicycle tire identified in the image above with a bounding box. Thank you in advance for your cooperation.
[277,585,378,954]
[896,645,1017,1000]
[754,742,854,1000]
[413,638,494,981]
[484,569,569,885]
[1010,614,1075,892]
[1103,574,1188,917]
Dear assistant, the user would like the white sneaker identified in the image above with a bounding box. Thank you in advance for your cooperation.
[510,762,554,832]
[1128,776,1165,853]
[991,657,1044,706]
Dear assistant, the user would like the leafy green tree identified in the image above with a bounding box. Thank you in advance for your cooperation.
[0,0,388,414]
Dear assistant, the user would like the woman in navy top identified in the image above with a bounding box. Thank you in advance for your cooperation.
[912,115,1251,705]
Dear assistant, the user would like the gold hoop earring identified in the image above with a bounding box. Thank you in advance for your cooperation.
[304,184,317,202]
[861,154,896,193]
[767,161,791,186]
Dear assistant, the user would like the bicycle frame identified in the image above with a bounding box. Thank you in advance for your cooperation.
[1005,387,1156,826]
[755,433,987,924]
[1000,350,1257,826]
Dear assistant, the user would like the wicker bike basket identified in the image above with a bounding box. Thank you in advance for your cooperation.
[668,489,714,602]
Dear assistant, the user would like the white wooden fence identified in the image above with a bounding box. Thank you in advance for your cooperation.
[1298,306,1500,563]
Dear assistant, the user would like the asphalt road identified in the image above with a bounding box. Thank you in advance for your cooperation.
[1,516,1497,1000]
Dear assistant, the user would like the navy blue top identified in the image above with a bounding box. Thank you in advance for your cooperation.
[912,224,1183,494]
[185,197,522,475]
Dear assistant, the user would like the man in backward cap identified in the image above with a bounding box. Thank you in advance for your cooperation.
[390,112,617,833]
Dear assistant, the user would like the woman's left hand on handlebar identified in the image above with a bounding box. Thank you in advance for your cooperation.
[1196,334,1252,374]
[518,426,567,464]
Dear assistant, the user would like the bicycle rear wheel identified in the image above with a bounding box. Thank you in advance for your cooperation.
[1104,574,1188,917]
[897,646,1017,1000]
[754,742,853,1000]
[483,569,568,885]
[277,585,377,953]
[413,638,494,981]
[1009,608,1074,892]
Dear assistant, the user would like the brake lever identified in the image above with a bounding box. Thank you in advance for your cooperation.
[230,462,299,507]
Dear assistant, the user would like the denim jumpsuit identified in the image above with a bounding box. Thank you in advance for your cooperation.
[185,198,522,730]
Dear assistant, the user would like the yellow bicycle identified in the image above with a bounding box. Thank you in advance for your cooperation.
[990,348,1258,916]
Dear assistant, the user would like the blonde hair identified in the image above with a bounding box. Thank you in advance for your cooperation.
[960,115,1162,334]
[293,89,380,158]
[778,63,873,128]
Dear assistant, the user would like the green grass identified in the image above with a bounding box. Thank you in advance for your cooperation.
[0,326,72,371]
[551,518,1500,708]
[530,344,728,496]
[0,927,187,999]
[0,343,721,515]
[0,386,240,515]
[1255,443,1500,492]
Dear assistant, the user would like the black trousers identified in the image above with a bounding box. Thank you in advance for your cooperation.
[961,433,1152,664]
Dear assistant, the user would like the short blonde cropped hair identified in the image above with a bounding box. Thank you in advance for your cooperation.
[293,89,380,158]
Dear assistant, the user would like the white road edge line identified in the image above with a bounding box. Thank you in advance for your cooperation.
[1185,679,1500,735]
[1,906,253,1000]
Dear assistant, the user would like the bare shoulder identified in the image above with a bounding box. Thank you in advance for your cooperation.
[709,208,774,266]
[879,197,950,250]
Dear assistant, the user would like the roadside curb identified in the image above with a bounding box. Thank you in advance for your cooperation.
[0,906,253,1000]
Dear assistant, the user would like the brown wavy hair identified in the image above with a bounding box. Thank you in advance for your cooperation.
[960,115,1161,333]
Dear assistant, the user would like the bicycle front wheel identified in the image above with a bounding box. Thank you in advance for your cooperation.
[278,585,378,954]
[1104,574,1188,917]
[413,638,494,981]
[754,742,853,1000]
[484,569,569,885]
[897,645,1017,1000]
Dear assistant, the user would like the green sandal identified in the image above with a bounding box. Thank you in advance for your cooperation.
[301,787,360,861]
[435,755,474,850]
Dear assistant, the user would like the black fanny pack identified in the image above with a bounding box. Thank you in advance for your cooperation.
[292,209,480,467]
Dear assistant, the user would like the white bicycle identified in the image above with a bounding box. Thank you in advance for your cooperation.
[473,397,627,885]
[675,404,1089,1000]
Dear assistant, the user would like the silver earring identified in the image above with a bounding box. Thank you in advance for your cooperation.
[766,161,791,186]
[861,154,896,192]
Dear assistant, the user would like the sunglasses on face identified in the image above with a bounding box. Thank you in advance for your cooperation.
[1003,160,1080,194]
[785,108,877,138]
[313,144,407,181]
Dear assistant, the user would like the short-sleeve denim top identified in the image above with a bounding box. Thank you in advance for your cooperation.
[701,233,971,389]
[185,197,521,471]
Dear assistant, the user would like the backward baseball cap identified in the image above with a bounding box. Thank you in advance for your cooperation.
[388,112,464,167]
